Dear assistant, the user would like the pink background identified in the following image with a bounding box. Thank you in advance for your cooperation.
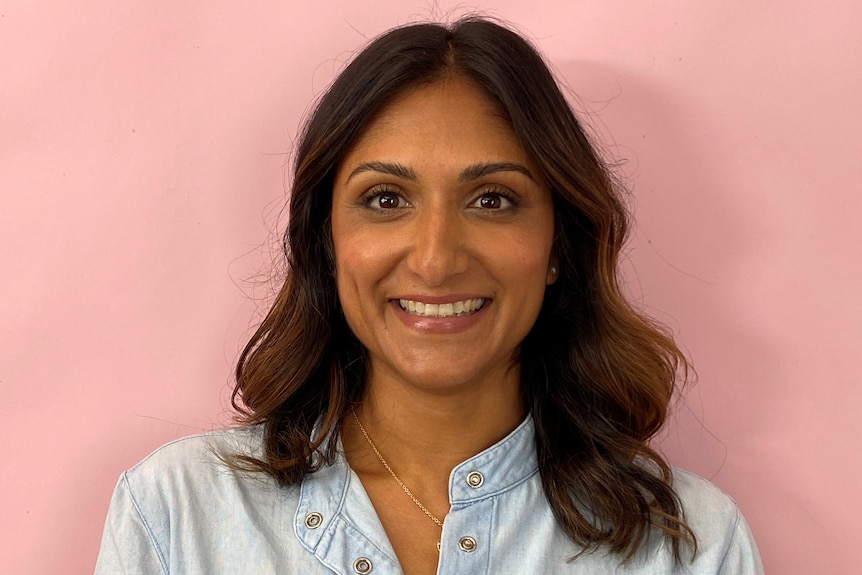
[2,1,860,573]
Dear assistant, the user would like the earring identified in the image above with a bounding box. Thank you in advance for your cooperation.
[549,266,557,276]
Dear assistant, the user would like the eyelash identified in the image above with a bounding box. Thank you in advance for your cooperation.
[358,185,521,212]
[469,187,520,211]
[359,186,408,210]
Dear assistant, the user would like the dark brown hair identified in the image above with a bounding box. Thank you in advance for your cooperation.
[231,17,695,563]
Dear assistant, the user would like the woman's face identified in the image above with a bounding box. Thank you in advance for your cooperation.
[331,77,557,393]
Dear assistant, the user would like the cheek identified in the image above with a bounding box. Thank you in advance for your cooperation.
[500,227,554,276]
[332,229,400,316]
[335,237,385,285]
[333,244,363,311]
[332,217,363,283]
[333,251,368,345]
[498,229,555,313]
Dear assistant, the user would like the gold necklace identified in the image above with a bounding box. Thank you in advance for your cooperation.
[351,406,444,551]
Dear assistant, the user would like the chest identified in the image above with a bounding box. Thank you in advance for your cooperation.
[164,466,679,575]
[366,488,443,575]
[294,468,609,575]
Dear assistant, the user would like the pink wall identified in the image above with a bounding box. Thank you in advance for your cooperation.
[2,1,859,573]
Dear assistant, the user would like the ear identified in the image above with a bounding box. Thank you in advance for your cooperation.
[546,254,559,285]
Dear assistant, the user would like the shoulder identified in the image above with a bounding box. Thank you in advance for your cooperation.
[97,428,317,573]
[671,467,740,521]
[124,426,264,484]
[120,426,288,513]
[669,468,764,572]
[670,467,742,543]
[127,426,264,468]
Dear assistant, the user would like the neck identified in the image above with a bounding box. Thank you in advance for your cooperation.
[342,366,526,491]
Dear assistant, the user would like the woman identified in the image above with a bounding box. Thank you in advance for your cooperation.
[96,17,763,575]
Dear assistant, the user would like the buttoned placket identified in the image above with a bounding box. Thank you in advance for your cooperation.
[295,453,403,575]
[438,418,537,574]
[295,417,538,575]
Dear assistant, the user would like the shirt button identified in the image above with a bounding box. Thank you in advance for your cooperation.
[353,557,373,574]
[304,512,323,529]
[466,471,484,488]
[458,536,477,552]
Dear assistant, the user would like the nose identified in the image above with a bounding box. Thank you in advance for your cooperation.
[406,206,469,286]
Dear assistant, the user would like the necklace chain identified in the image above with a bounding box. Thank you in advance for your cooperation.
[351,406,444,528]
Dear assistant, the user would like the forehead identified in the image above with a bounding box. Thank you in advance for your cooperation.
[337,78,532,175]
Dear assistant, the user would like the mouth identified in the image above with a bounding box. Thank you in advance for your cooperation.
[397,297,486,318]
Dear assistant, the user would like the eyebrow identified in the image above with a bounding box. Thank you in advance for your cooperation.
[345,161,535,183]
[458,162,535,182]
[347,161,417,182]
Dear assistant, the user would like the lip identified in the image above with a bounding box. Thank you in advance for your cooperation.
[389,296,491,334]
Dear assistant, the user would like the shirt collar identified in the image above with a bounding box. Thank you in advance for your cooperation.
[294,414,539,554]
[447,414,538,506]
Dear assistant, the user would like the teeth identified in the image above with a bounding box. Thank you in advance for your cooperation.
[398,298,485,318]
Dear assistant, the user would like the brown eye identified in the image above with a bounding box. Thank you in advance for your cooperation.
[479,194,502,209]
[376,193,401,208]
[365,190,407,209]
[471,191,515,210]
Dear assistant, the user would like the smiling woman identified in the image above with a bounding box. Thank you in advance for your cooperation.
[332,78,556,398]
[95,17,763,575]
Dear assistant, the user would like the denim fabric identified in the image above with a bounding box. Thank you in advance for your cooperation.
[95,418,763,574]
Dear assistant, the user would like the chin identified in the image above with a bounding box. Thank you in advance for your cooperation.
[397,364,512,394]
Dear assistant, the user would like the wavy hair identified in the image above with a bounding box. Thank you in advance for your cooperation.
[230,17,695,563]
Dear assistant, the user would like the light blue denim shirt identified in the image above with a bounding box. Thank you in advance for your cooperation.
[95,417,763,574]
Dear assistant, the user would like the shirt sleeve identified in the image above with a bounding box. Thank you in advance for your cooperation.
[94,473,167,575]
[716,508,764,575]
